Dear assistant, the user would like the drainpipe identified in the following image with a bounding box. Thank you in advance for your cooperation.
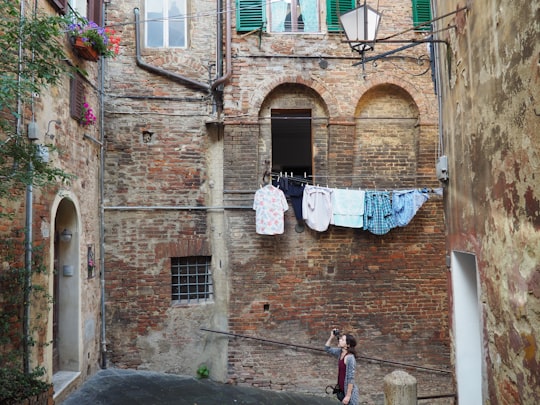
[99,2,107,369]
[18,0,33,375]
[211,0,232,94]
[133,8,210,92]
[432,1,444,158]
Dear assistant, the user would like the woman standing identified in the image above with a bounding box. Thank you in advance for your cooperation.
[325,329,360,405]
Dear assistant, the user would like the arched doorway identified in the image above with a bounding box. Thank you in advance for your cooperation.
[52,197,81,382]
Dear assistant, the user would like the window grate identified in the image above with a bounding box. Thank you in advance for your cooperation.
[171,256,213,304]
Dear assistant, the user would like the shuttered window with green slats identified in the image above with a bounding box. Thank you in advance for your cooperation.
[412,0,432,31]
[236,0,356,33]
[327,0,356,32]
[236,0,265,32]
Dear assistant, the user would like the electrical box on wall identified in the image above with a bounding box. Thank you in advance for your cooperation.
[436,155,448,181]
[27,122,38,140]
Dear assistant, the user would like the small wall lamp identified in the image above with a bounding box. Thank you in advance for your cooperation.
[60,228,72,242]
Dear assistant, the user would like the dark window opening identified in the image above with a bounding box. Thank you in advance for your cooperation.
[271,109,313,177]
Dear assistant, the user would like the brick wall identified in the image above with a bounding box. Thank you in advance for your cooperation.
[221,0,451,400]
[103,0,453,401]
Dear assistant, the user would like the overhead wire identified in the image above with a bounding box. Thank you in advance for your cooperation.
[103,0,282,29]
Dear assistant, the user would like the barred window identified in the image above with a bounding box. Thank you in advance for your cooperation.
[171,256,213,303]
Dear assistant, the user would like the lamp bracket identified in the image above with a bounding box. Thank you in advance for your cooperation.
[352,38,447,67]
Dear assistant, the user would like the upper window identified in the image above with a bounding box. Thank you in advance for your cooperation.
[412,0,432,31]
[236,0,355,33]
[69,0,88,18]
[68,0,102,24]
[271,109,313,176]
[145,0,187,48]
[268,0,318,33]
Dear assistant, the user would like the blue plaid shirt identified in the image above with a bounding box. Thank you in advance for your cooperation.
[363,191,396,235]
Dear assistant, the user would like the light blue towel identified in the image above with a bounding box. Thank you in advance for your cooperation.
[331,189,365,228]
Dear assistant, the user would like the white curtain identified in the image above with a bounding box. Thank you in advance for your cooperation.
[298,0,318,32]
[271,1,288,32]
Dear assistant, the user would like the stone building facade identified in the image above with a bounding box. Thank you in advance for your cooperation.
[0,0,105,402]
[102,1,453,402]
[432,0,540,403]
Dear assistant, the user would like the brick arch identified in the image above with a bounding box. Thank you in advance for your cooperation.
[351,78,427,189]
[355,83,420,118]
[352,74,436,122]
[249,76,340,119]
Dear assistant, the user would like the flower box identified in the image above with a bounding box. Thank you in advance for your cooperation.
[67,16,120,60]
[72,37,99,62]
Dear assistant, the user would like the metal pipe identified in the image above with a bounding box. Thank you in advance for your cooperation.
[98,5,107,368]
[216,0,223,80]
[431,0,445,157]
[18,0,32,375]
[104,205,251,211]
[83,133,103,146]
[239,54,361,61]
[133,8,210,92]
[200,328,452,374]
[210,0,232,92]
[107,94,207,102]
[418,393,457,400]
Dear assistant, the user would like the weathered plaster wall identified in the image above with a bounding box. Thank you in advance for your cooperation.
[434,0,540,402]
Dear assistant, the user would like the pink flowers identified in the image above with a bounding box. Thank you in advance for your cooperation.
[80,98,97,127]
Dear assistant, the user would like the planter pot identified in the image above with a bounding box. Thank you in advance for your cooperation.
[72,37,99,62]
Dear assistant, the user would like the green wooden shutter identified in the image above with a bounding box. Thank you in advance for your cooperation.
[327,0,356,32]
[236,0,265,32]
[412,0,432,31]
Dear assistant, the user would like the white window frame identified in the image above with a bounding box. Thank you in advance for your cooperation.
[267,0,320,33]
[69,0,88,18]
[145,0,187,48]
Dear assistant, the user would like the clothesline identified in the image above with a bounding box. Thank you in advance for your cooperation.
[267,172,443,194]
[254,182,438,236]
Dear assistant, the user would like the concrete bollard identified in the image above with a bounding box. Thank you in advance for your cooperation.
[384,370,417,405]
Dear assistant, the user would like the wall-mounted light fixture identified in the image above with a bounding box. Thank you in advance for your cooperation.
[340,1,467,69]
[60,228,72,242]
[45,119,61,139]
[340,2,382,57]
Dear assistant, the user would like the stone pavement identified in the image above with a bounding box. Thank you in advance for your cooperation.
[60,368,339,405]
